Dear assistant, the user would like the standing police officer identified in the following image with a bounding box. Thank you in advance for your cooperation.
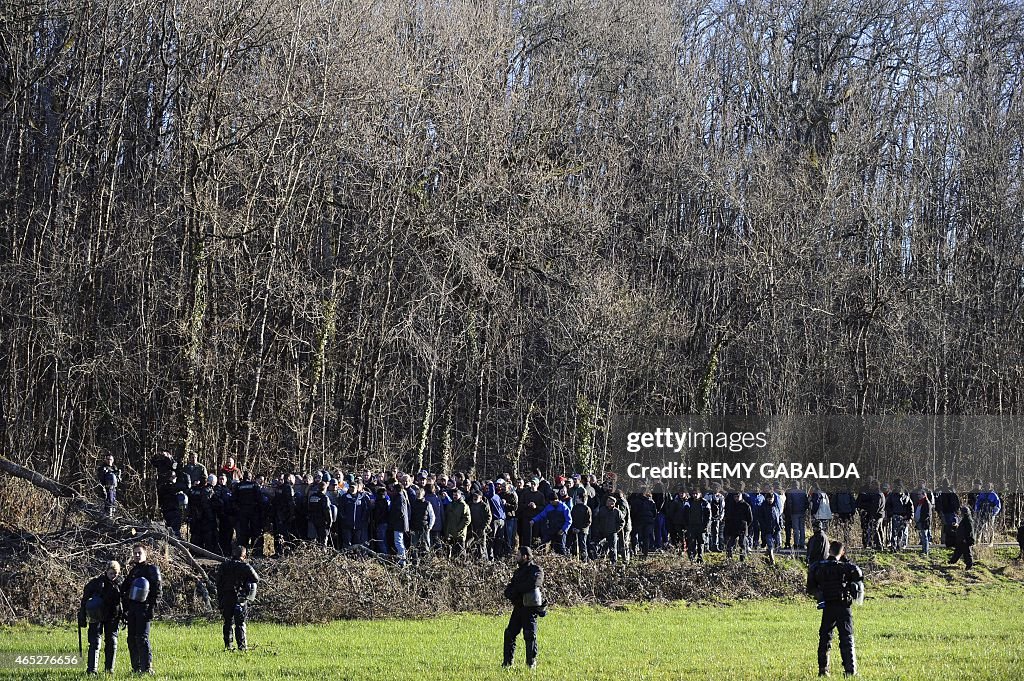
[502,546,546,669]
[233,472,263,552]
[307,480,333,546]
[79,560,123,674]
[806,540,864,677]
[120,545,162,674]
[217,546,260,650]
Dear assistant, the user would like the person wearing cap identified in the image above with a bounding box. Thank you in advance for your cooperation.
[502,547,546,668]
[271,473,297,557]
[949,506,975,569]
[592,495,626,563]
[120,544,162,674]
[79,560,123,674]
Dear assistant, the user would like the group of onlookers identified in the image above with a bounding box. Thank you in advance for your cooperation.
[94,452,1010,569]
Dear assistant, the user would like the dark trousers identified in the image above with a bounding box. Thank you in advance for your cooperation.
[941,514,957,548]
[636,524,655,555]
[189,519,215,551]
[217,517,234,555]
[726,532,748,559]
[162,507,182,537]
[686,530,706,561]
[87,620,119,672]
[517,518,535,547]
[222,602,248,648]
[340,525,370,549]
[570,528,589,560]
[543,529,567,555]
[125,602,153,673]
[503,606,539,665]
[103,488,117,517]
[818,603,856,674]
[313,522,330,546]
[950,542,975,568]
[237,512,262,551]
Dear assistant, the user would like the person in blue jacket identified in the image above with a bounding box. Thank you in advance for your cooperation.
[530,493,571,555]
[974,483,1001,517]
[745,487,765,551]
[756,490,783,564]
[974,483,1001,546]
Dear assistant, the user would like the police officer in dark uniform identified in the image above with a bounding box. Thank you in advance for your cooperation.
[120,545,162,674]
[806,540,864,677]
[217,546,261,650]
[271,473,297,557]
[157,471,188,538]
[212,473,235,555]
[949,505,975,569]
[307,480,333,545]
[502,546,546,668]
[150,450,177,485]
[78,560,123,674]
[233,472,264,552]
[187,475,217,551]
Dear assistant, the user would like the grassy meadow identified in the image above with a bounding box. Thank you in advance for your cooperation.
[2,549,1023,680]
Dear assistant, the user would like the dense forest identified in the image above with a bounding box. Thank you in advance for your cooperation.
[1,0,1023,489]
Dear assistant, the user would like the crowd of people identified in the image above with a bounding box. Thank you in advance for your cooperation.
[94,451,1014,570]
[83,451,1019,677]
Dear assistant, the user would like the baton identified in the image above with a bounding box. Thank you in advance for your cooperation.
[78,624,83,658]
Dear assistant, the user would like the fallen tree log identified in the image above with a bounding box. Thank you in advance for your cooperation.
[0,454,226,570]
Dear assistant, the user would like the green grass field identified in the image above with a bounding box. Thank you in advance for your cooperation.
[3,551,1024,680]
